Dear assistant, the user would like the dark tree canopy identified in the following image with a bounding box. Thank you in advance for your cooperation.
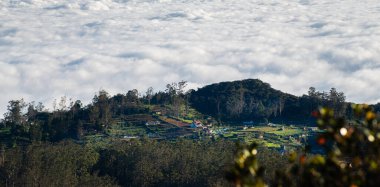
[190,79,348,125]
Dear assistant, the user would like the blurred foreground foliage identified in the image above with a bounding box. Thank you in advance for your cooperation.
[0,139,239,187]
[227,104,380,187]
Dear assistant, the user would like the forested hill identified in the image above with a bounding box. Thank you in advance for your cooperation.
[0,78,374,145]
[190,79,349,125]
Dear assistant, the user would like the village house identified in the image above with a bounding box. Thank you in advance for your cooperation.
[145,121,161,126]
[123,135,138,139]
[308,127,319,131]
[190,120,203,128]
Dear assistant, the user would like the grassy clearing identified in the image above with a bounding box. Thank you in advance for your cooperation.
[264,142,281,148]
[240,126,279,132]
[178,118,193,123]
[220,125,307,149]
[271,128,303,136]
[239,126,304,136]
[108,121,149,137]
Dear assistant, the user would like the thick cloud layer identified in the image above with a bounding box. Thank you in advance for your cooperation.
[1,0,380,115]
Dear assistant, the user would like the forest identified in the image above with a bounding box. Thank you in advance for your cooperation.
[0,138,291,187]
[0,79,379,186]
[0,79,359,145]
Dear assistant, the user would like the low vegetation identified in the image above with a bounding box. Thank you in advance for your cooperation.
[227,105,380,187]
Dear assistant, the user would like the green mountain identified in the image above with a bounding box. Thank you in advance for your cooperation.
[0,78,365,145]
[190,79,347,125]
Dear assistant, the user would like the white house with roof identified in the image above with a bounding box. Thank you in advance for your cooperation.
[190,120,203,128]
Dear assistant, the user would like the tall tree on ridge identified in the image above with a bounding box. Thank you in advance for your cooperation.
[90,90,111,130]
[145,87,154,106]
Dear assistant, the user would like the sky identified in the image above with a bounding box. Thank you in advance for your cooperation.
[1,0,380,116]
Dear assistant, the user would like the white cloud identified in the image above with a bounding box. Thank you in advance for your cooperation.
[1,0,380,116]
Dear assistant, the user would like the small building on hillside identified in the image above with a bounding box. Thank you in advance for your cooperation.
[190,120,203,128]
[145,121,161,126]
[308,127,319,131]
[123,135,138,139]
[268,123,277,127]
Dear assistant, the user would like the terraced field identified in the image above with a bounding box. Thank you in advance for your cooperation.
[159,116,190,128]
[221,125,309,149]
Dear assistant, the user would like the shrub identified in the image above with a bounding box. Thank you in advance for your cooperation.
[227,104,380,187]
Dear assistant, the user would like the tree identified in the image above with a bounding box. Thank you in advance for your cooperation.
[308,87,317,97]
[145,87,154,105]
[165,83,177,97]
[4,99,27,138]
[184,89,193,116]
[70,100,82,114]
[90,90,111,130]
[69,100,84,140]
[165,81,188,118]
[126,89,139,104]
[4,99,26,127]
[58,96,68,111]
[328,88,347,116]
[26,102,38,121]
[35,102,45,112]
[177,80,188,95]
